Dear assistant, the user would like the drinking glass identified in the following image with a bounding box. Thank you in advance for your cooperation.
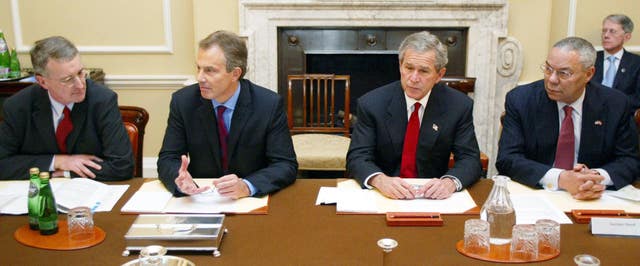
[535,219,560,256]
[67,206,94,241]
[464,219,490,255]
[510,224,538,261]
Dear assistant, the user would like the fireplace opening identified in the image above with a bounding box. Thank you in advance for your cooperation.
[279,27,467,129]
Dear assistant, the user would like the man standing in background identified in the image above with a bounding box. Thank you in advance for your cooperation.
[595,14,640,109]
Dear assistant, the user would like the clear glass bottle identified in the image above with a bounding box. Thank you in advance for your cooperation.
[27,167,41,230]
[37,172,59,235]
[480,175,516,246]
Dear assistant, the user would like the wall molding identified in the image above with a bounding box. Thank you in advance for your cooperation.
[567,0,578,36]
[10,0,174,54]
[105,74,195,89]
[142,157,158,178]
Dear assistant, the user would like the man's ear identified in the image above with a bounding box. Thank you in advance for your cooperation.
[35,75,50,91]
[232,67,242,81]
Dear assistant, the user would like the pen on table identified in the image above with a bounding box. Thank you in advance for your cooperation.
[91,201,101,212]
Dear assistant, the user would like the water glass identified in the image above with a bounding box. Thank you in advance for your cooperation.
[535,219,560,256]
[464,219,490,255]
[67,206,94,241]
[510,224,538,261]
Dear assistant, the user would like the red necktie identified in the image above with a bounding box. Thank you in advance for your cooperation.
[400,102,421,178]
[554,105,574,170]
[216,106,229,171]
[55,107,73,153]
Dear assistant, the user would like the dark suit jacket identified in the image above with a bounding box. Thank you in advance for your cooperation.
[496,80,640,189]
[347,81,482,188]
[157,79,297,197]
[0,79,134,180]
[595,50,640,109]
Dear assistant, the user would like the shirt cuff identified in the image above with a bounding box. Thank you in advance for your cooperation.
[243,179,257,196]
[363,172,383,189]
[441,175,462,191]
[593,168,613,186]
[540,168,563,190]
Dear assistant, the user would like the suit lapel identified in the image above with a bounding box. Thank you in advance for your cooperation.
[534,85,559,164]
[594,52,604,83]
[197,98,224,170]
[579,83,605,160]
[227,82,251,165]
[613,50,632,88]
[32,88,58,151]
[384,84,408,156]
[66,100,87,152]
[419,84,444,152]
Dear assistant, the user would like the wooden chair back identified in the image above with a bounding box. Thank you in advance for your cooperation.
[119,106,149,177]
[287,74,351,137]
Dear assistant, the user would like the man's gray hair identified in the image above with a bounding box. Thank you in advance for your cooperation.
[398,31,448,70]
[604,14,634,33]
[552,37,596,69]
[30,36,78,76]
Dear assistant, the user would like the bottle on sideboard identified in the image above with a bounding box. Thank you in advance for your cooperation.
[8,48,21,78]
[37,172,59,235]
[27,167,41,230]
[0,30,10,79]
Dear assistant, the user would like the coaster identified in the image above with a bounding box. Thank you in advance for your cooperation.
[14,220,106,250]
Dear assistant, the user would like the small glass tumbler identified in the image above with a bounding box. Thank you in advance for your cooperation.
[464,219,490,255]
[510,224,538,261]
[67,206,94,241]
[535,219,560,256]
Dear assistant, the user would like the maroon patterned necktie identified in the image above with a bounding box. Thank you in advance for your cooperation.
[400,102,421,178]
[55,107,73,153]
[554,105,574,170]
[216,106,229,171]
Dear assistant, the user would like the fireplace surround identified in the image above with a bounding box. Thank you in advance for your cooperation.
[239,0,522,176]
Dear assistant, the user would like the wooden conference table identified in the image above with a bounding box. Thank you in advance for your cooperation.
[2,178,638,265]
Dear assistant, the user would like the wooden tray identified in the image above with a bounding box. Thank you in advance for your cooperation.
[455,240,559,263]
[14,220,105,250]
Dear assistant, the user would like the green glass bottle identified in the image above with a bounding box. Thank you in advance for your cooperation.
[37,172,59,235]
[8,48,21,78]
[27,167,41,230]
[0,30,10,79]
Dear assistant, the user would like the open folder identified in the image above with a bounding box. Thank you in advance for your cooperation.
[120,179,268,214]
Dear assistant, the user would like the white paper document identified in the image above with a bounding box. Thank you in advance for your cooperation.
[334,179,477,214]
[121,179,269,214]
[508,181,640,213]
[0,178,129,214]
[315,187,339,205]
[511,194,572,224]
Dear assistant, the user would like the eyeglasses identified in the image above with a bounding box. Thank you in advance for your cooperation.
[44,69,89,87]
[602,28,624,35]
[540,64,574,80]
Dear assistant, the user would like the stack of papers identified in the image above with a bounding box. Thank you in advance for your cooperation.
[0,178,129,214]
[120,179,268,214]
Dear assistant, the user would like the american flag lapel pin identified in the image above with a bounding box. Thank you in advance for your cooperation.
[432,123,439,131]
[594,120,603,126]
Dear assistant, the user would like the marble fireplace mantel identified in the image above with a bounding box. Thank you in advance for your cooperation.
[239,0,522,176]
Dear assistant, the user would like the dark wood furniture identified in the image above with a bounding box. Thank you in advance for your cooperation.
[119,106,149,177]
[2,178,638,265]
[287,74,351,137]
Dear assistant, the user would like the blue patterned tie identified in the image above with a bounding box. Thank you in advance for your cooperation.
[602,56,617,87]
